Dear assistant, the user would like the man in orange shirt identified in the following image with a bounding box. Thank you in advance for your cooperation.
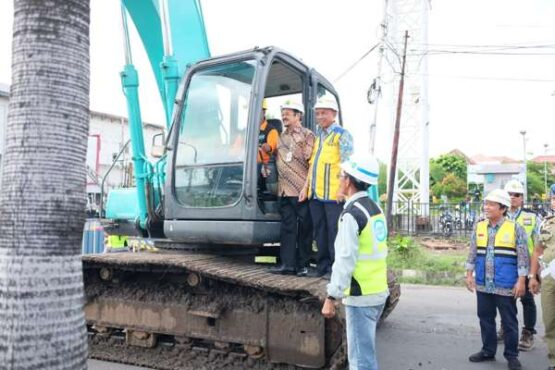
[258,99,279,193]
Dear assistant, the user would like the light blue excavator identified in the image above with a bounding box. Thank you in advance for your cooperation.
[84,1,399,368]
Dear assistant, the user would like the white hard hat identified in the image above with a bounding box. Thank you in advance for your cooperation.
[504,179,524,194]
[280,100,304,114]
[484,189,511,208]
[340,155,379,185]
[314,97,338,112]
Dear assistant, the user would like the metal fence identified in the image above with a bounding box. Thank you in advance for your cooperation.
[388,201,551,237]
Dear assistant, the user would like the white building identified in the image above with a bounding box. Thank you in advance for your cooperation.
[0,84,165,213]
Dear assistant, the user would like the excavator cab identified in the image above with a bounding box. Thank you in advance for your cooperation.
[163,47,341,246]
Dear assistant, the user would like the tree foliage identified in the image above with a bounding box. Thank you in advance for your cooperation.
[527,161,555,198]
[431,173,467,199]
[430,154,467,182]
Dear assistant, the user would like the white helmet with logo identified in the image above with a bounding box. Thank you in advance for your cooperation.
[280,100,304,114]
[484,189,511,208]
[504,179,525,194]
[314,97,338,112]
[340,155,380,185]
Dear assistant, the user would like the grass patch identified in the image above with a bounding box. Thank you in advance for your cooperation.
[387,235,467,286]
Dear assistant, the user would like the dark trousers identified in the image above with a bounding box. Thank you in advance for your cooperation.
[477,291,519,359]
[500,277,537,334]
[279,197,312,270]
[520,277,537,333]
[309,199,343,274]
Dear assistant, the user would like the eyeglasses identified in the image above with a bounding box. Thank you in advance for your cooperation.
[508,193,522,198]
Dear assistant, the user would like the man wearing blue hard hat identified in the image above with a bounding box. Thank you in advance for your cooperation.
[321,154,389,370]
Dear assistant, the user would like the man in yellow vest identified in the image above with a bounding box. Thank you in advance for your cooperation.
[496,180,541,350]
[300,97,353,278]
[529,184,555,370]
[321,155,388,370]
[466,189,529,370]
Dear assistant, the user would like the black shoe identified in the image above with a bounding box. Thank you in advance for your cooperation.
[268,265,296,275]
[507,358,521,370]
[469,351,495,363]
[296,267,309,277]
[306,270,326,278]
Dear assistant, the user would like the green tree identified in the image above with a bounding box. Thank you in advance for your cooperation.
[441,173,467,198]
[430,160,446,188]
[431,173,467,199]
[527,161,555,198]
[431,154,467,181]
[0,0,90,367]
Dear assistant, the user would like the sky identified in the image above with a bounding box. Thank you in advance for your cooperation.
[1,0,554,163]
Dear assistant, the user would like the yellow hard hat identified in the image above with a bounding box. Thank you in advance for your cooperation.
[262,98,268,110]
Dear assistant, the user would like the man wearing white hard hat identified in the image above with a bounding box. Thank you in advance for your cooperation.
[300,96,353,278]
[465,189,529,370]
[495,180,541,350]
[270,100,315,276]
[321,155,388,370]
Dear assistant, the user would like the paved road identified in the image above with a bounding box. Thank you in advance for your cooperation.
[89,284,551,370]
[378,284,550,370]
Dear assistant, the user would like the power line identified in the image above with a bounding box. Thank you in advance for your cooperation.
[333,43,380,82]
[409,73,555,83]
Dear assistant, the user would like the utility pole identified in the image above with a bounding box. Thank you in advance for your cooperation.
[520,130,527,203]
[368,3,388,155]
[386,30,409,231]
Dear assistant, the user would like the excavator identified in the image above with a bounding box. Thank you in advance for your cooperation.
[84,1,400,369]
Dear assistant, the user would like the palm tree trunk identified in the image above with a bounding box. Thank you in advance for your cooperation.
[0,0,90,368]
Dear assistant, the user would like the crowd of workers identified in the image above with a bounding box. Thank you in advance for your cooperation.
[257,96,555,370]
[465,182,555,370]
[258,97,387,369]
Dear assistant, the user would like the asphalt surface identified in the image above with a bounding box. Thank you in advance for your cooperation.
[378,284,550,370]
[89,284,552,370]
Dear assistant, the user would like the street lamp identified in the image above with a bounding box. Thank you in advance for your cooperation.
[520,130,527,203]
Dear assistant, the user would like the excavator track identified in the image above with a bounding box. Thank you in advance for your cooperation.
[83,250,400,369]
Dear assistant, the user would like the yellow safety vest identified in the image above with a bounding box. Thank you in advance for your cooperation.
[476,219,516,251]
[475,219,518,289]
[107,235,128,249]
[308,127,344,201]
[515,210,536,256]
[344,199,389,296]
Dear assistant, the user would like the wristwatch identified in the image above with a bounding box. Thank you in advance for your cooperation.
[527,274,537,280]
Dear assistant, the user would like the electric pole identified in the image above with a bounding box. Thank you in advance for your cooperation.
[386,30,409,231]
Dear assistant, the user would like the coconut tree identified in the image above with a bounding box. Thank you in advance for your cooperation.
[0,0,90,368]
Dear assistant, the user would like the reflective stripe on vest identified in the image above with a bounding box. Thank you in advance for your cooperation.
[309,128,342,201]
[344,201,389,297]
[516,210,536,256]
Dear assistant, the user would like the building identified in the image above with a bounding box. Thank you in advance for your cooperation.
[467,154,524,197]
[0,84,165,214]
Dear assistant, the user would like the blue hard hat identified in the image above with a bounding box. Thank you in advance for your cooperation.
[551,183,555,197]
